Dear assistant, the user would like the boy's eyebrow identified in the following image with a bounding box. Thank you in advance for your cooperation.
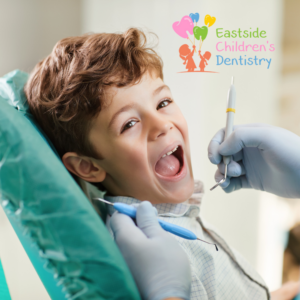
[153,84,170,97]
[108,84,171,130]
[108,103,137,130]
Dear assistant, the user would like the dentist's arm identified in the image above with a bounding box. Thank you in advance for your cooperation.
[110,201,191,300]
[208,123,300,198]
[271,281,300,300]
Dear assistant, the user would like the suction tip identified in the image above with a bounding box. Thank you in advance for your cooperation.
[231,76,234,85]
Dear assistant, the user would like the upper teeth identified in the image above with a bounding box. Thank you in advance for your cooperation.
[162,146,178,158]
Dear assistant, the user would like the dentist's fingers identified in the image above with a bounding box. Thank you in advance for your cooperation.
[110,211,135,234]
[219,127,261,156]
[214,169,251,193]
[110,212,146,246]
[136,201,165,238]
[208,128,225,164]
[214,169,230,188]
[208,125,250,164]
[208,124,272,164]
[222,176,251,193]
[217,161,246,177]
[232,149,243,162]
[218,124,274,157]
[132,203,158,216]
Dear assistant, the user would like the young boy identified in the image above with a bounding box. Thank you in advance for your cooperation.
[25,28,270,299]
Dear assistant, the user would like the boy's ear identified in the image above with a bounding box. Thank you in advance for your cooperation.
[62,152,106,183]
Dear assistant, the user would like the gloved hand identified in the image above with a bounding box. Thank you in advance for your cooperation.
[208,123,300,198]
[110,201,191,300]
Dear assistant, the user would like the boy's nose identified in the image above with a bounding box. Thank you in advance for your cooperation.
[148,115,173,140]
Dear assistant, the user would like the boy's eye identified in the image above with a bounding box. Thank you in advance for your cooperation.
[157,99,173,109]
[120,99,173,133]
[121,120,138,133]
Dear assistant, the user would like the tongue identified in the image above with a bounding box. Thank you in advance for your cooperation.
[155,154,180,177]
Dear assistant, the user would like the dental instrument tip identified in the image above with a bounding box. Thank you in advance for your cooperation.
[231,76,234,85]
[210,181,222,191]
[93,197,114,206]
[197,238,218,251]
[209,164,228,191]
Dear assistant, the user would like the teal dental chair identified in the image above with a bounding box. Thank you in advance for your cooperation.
[0,70,141,300]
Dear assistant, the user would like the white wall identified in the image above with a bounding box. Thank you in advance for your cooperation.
[0,0,81,76]
[82,0,283,288]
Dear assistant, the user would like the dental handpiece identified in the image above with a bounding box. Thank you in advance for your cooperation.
[210,76,236,191]
[94,198,218,251]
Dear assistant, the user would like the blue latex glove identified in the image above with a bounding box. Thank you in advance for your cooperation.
[208,123,300,198]
[110,201,191,300]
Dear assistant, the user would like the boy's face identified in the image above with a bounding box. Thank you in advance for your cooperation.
[89,71,194,204]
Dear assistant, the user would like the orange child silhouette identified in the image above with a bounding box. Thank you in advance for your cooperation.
[179,44,196,72]
[198,50,211,72]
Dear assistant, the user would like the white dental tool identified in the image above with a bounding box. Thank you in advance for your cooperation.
[210,76,236,191]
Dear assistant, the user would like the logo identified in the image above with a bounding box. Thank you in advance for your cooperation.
[215,28,275,69]
[172,13,217,73]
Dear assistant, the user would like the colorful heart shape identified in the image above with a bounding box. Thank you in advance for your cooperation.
[189,13,199,23]
[172,15,194,39]
[193,26,208,41]
[204,15,216,27]
[193,26,201,40]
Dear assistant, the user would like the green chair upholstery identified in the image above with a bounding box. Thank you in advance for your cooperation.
[0,259,11,300]
[0,70,140,300]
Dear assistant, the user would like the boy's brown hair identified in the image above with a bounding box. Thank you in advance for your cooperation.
[24,28,163,160]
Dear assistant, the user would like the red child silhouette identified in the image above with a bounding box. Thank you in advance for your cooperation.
[198,50,211,72]
[179,44,196,72]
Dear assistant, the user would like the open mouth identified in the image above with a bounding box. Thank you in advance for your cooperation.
[155,145,184,178]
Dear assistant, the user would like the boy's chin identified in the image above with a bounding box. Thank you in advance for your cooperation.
[147,182,195,205]
[147,193,193,205]
[168,189,194,204]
